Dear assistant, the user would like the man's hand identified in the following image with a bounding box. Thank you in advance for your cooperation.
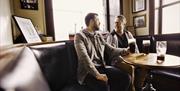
[96,74,108,83]
[121,47,130,56]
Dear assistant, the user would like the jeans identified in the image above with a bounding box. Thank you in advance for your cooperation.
[84,66,131,91]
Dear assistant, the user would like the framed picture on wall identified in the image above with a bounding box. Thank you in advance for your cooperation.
[20,0,38,10]
[133,14,146,28]
[13,16,42,43]
[132,0,146,13]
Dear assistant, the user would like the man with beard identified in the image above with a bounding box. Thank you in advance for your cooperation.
[107,15,139,53]
[107,15,139,91]
[74,13,131,91]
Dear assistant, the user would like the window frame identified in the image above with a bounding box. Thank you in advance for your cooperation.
[44,0,123,40]
[150,0,180,35]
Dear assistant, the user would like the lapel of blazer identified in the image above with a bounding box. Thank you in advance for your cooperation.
[80,31,95,61]
[95,33,105,62]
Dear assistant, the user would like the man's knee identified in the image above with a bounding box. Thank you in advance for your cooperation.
[126,73,132,85]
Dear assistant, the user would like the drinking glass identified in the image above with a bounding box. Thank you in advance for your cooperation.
[142,40,150,54]
[129,43,135,53]
[129,39,136,53]
[156,41,167,62]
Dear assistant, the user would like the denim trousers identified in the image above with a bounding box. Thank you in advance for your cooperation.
[84,66,131,91]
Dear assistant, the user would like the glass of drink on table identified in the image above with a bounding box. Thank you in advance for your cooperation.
[142,40,150,54]
[156,41,167,63]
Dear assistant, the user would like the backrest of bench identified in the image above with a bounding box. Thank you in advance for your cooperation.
[30,42,74,91]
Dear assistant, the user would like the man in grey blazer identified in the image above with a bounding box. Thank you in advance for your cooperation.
[74,13,131,91]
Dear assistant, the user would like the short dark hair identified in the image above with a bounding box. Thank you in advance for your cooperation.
[85,13,98,26]
[117,15,127,24]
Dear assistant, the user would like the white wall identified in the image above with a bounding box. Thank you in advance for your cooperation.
[0,0,13,46]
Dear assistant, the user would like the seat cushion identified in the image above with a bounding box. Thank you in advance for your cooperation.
[30,42,73,91]
[151,69,180,91]
[152,68,180,80]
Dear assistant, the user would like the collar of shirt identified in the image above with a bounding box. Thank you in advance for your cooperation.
[82,29,100,38]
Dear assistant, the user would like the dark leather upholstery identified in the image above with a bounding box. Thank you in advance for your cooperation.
[0,46,50,91]
[152,68,180,91]
[30,41,91,91]
[65,40,78,83]
[136,36,156,53]
[0,41,100,91]
[30,43,69,91]
[1,39,179,91]
[166,41,180,57]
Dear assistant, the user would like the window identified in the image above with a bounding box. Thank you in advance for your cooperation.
[52,0,106,41]
[154,0,180,35]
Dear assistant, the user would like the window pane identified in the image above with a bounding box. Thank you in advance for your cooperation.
[155,0,160,8]
[154,10,159,35]
[162,3,180,34]
[163,0,180,5]
[53,0,105,41]
[109,0,120,31]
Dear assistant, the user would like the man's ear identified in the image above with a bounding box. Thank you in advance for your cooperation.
[89,19,94,26]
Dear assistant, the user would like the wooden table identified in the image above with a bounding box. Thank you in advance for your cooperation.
[122,53,180,68]
[121,53,180,91]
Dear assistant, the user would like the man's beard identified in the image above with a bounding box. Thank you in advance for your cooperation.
[94,25,100,31]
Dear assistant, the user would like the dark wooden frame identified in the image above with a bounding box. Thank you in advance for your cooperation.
[44,0,121,38]
[132,0,146,13]
[12,15,41,43]
[133,14,146,28]
[153,0,180,35]
[20,0,38,10]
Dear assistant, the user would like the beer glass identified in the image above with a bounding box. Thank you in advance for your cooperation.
[142,40,150,54]
[156,41,167,62]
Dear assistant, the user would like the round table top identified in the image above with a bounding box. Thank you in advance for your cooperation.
[122,53,180,68]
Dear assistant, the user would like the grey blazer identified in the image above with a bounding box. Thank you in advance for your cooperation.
[74,29,128,84]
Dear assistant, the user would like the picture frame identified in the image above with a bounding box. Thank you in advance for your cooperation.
[20,0,38,10]
[133,15,146,28]
[132,0,146,13]
[13,16,42,43]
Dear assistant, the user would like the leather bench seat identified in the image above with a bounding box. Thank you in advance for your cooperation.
[152,68,180,80]
[29,41,92,91]
[151,68,180,91]
[0,46,50,91]
[0,41,92,91]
